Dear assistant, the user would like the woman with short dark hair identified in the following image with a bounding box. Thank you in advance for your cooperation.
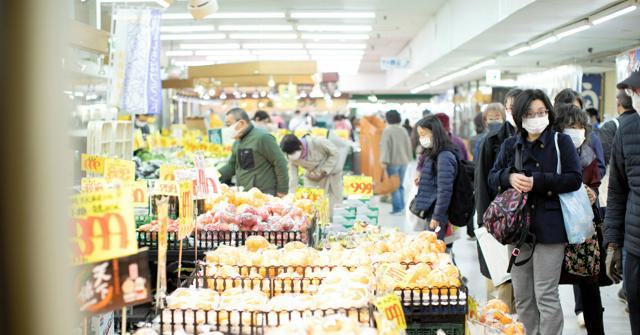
[489,89,583,335]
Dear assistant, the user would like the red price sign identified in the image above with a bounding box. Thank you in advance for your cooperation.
[343,175,374,198]
[178,180,194,239]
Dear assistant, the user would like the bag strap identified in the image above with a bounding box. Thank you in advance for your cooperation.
[554,132,561,174]
[612,118,620,129]
[514,144,524,171]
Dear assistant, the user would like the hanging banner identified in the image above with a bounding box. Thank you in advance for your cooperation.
[581,74,603,110]
[178,180,194,239]
[109,8,162,115]
[75,250,152,314]
[81,154,106,175]
[70,189,137,265]
[103,158,135,183]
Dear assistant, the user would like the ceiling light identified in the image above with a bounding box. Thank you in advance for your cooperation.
[195,50,250,56]
[308,50,365,56]
[258,55,310,61]
[260,91,267,97]
[301,34,369,40]
[290,12,376,19]
[251,91,259,99]
[251,49,308,55]
[174,60,216,67]
[162,12,285,20]
[297,25,372,32]
[219,25,293,31]
[268,76,276,87]
[161,33,226,41]
[429,59,496,87]
[555,20,592,39]
[219,92,227,99]
[188,0,219,20]
[161,25,215,33]
[155,0,173,8]
[507,45,530,57]
[299,90,308,98]
[180,43,240,49]
[243,43,304,49]
[591,2,637,25]
[333,90,342,98]
[229,33,298,40]
[205,55,257,61]
[529,34,558,50]
[166,50,194,57]
[410,83,431,94]
[367,94,378,103]
[311,55,363,61]
[306,43,367,50]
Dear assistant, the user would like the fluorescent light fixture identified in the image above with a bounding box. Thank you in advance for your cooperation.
[429,59,496,87]
[205,55,257,61]
[297,25,372,32]
[308,50,365,56]
[219,25,293,31]
[311,55,363,61]
[195,50,251,56]
[243,43,304,49]
[290,12,376,19]
[306,43,367,49]
[166,50,194,57]
[161,33,226,41]
[174,60,216,67]
[410,83,431,94]
[258,55,310,61]
[229,33,298,40]
[251,50,308,55]
[180,43,240,49]
[155,0,174,8]
[315,60,362,75]
[591,2,637,25]
[555,20,591,39]
[161,25,215,33]
[163,12,285,20]
[301,33,369,40]
[507,45,531,57]
[529,34,558,50]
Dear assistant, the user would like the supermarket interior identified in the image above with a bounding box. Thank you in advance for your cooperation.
[1,0,640,335]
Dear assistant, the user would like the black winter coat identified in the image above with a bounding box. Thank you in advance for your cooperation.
[599,109,636,167]
[605,112,640,257]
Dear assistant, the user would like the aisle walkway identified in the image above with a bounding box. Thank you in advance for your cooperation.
[373,194,633,335]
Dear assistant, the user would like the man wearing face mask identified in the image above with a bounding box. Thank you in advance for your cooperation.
[218,108,289,197]
[605,70,640,335]
[474,89,522,313]
[279,133,343,211]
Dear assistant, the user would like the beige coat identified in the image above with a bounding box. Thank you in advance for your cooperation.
[288,136,343,208]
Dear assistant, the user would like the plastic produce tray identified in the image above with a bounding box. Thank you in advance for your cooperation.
[395,285,468,316]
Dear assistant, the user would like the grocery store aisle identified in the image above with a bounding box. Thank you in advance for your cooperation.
[373,162,632,334]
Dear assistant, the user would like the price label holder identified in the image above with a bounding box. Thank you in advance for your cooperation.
[81,154,105,175]
[295,187,325,203]
[373,293,406,335]
[343,175,374,198]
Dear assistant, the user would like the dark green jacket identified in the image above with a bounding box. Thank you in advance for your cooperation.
[219,125,289,195]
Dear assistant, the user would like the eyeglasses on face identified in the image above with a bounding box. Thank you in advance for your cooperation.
[524,108,548,119]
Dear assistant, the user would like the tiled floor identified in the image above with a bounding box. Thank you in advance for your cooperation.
[371,162,633,334]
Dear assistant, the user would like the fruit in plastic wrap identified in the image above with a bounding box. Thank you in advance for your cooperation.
[237,204,259,216]
[486,298,510,314]
[219,211,240,225]
[256,207,270,222]
[246,235,270,252]
[239,213,260,230]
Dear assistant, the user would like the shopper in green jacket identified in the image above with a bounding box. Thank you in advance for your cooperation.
[219,108,289,196]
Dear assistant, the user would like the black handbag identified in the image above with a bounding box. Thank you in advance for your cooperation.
[409,198,431,219]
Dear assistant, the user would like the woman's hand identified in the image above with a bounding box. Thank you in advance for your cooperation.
[429,219,439,231]
[585,184,597,205]
[509,173,533,193]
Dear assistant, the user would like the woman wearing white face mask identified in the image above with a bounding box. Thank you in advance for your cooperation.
[555,103,609,335]
[489,89,582,335]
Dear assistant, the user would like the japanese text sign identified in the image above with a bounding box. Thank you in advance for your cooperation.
[103,158,135,182]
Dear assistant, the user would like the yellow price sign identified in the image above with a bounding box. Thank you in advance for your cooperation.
[295,187,325,203]
[343,175,374,198]
[70,189,137,265]
[81,178,107,193]
[334,129,350,141]
[81,154,105,174]
[311,127,329,138]
[103,158,135,182]
[160,165,185,181]
[153,180,178,196]
[178,180,194,239]
[294,129,310,138]
[374,293,406,333]
[130,180,149,208]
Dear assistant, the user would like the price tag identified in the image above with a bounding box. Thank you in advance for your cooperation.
[81,178,107,193]
[343,175,374,198]
[178,180,194,239]
[153,180,178,196]
[81,154,105,174]
[156,198,169,305]
[193,155,207,199]
[373,293,406,333]
[70,189,137,265]
[311,127,329,138]
[103,158,135,182]
[159,165,183,181]
[295,187,325,203]
[334,129,350,140]
[129,181,148,208]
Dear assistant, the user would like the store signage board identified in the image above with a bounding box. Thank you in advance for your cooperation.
[343,175,374,198]
[71,188,137,265]
[380,57,409,70]
[178,180,194,239]
[81,154,106,174]
[75,250,152,315]
[373,293,406,333]
[295,187,325,203]
[103,158,135,182]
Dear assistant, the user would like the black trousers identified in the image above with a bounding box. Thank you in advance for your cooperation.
[627,251,640,335]
[573,281,604,335]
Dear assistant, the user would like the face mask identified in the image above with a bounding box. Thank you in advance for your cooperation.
[288,150,302,161]
[563,128,586,148]
[506,112,516,127]
[632,94,640,113]
[221,122,240,144]
[420,136,432,148]
[487,121,502,132]
[522,116,549,135]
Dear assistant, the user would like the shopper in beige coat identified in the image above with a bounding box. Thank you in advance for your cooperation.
[280,134,344,210]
